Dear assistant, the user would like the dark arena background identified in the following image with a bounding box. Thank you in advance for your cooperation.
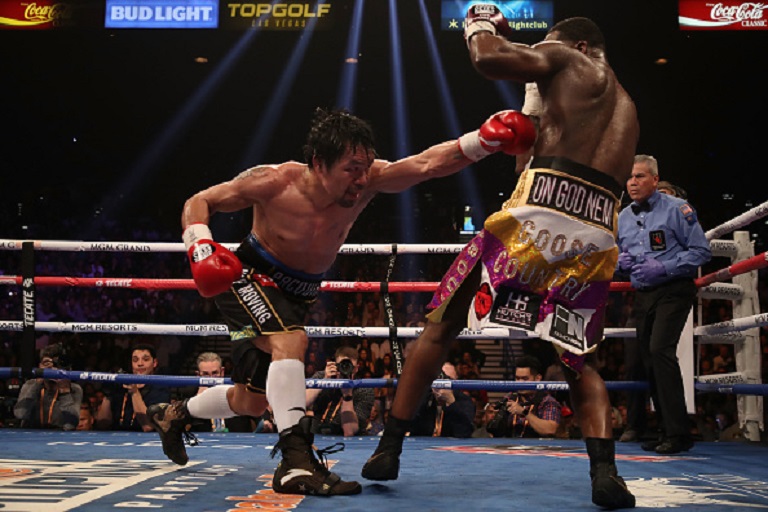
[1,0,766,242]
[2,0,768,511]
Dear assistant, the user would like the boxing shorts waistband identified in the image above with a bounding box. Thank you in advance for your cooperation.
[523,157,620,232]
[237,233,323,300]
[530,156,623,198]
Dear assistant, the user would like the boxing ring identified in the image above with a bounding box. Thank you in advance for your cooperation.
[2,430,768,511]
[1,200,767,511]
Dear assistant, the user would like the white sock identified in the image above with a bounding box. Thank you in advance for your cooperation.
[266,359,307,432]
[187,385,236,418]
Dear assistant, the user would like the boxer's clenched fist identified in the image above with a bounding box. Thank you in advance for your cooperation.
[183,223,242,298]
[458,110,536,162]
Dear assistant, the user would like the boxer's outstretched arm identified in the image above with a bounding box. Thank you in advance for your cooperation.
[369,140,470,194]
[372,111,535,194]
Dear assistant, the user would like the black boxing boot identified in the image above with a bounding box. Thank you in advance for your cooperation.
[361,416,411,481]
[271,416,361,496]
[586,437,636,509]
[147,400,198,465]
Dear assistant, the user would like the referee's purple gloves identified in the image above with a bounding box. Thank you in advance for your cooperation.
[631,257,666,284]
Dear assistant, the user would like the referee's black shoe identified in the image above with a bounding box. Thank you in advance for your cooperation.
[654,437,694,455]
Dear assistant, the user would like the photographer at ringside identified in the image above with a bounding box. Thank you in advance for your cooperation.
[486,355,561,438]
[14,344,83,431]
[409,362,476,438]
[306,346,375,436]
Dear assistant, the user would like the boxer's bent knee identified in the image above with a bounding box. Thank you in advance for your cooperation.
[246,357,269,394]
[231,339,272,394]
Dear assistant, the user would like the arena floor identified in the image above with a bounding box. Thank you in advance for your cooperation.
[1,430,767,511]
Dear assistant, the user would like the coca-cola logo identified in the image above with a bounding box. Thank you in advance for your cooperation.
[24,2,69,22]
[0,1,73,28]
[680,0,768,29]
[710,2,767,21]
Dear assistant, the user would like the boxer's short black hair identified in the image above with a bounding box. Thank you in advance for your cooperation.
[303,107,377,170]
[549,17,605,50]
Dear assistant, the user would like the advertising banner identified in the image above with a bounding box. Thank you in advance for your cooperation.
[105,0,218,28]
[679,0,768,30]
[0,0,102,29]
[220,1,333,30]
[441,0,553,32]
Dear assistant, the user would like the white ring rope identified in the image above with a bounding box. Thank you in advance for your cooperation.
[0,318,763,338]
[0,195,765,254]
[705,199,768,241]
[709,239,739,258]
[697,282,745,300]
[698,332,748,345]
[693,312,768,336]
[0,239,464,255]
[0,201,761,254]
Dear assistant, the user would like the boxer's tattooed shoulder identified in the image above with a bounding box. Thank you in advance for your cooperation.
[233,169,253,181]
[234,166,269,181]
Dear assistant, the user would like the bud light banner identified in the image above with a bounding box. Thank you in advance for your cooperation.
[679,0,768,30]
[105,0,218,28]
[442,1,553,32]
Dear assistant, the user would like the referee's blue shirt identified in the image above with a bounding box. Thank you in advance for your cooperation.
[617,191,712,290]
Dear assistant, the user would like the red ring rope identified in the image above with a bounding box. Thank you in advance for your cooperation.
[2,249,765,293]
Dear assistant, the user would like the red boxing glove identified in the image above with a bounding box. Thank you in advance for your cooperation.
[464,4,512,42]
[183,224,242,298]
[458,110,536,162]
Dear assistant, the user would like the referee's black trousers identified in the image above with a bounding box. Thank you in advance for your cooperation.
[634,279,696,439]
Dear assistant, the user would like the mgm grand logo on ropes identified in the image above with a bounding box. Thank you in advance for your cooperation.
[226,2,332,29]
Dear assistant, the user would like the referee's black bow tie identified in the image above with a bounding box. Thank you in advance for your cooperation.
[631,202,650,214]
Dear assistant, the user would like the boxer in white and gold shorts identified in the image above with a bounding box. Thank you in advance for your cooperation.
[428,156,622,372]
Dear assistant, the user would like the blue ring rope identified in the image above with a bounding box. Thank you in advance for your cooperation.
[0,367,636,389]
[2,367,766,394]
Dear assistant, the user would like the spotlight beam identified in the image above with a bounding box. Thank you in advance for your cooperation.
[336,0,366,110]
[238,17,321,168]
[86,28,260,237]
[389,0,418,244]
[417,0,483,220]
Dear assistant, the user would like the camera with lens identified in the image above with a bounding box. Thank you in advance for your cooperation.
[486,399,511,437]
[41,343,72,372]
[491,393,521,410]
[486,393,529,437]
[493,397,508,409]
[336,358,355,379]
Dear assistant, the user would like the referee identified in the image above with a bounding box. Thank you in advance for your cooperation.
[616,154,712,454]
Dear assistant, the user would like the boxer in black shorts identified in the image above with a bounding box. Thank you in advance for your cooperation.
[219,233,323,392]
[147,106,534,496]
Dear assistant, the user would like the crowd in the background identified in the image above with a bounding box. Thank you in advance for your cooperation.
[1,214,767,443]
